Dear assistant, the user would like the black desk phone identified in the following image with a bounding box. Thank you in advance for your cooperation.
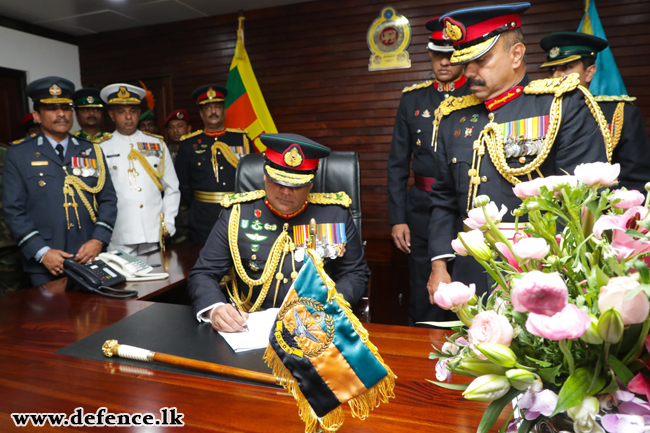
[63,259,138,299]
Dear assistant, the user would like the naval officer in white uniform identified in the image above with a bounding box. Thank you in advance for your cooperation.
[99,83,180,255]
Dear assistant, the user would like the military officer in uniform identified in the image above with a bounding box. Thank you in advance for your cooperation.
[175,84,253,244]
[2,77,117,285]
[100,83,180,255]
[388,16,468,326]
[539,32,650,193]
[427,4,608,300]
[138,109,158,135]
[188,133,370,332]
[71,88,111,143]
[165,109,191,162]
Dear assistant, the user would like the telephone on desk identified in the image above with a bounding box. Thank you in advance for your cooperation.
[63,250,169,298]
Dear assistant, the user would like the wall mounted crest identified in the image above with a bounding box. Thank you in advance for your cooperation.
[367,6,411,71]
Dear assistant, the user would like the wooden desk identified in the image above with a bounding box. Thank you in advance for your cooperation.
[0,282,508,432]
[34,242,203,301]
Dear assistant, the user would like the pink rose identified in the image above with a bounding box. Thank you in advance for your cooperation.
[611,189,646,209]
[464,202,508,230]
[468,310,514,359]
[451,237,468,256]
[526,303,591,340]
[598,277,650,325]
[434,281,476,310]
[542,175,578,192]
[512,237,550,261]
[511,271,568,316]
[574,162,620,186]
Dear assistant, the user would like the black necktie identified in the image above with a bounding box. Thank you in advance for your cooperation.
[55,144,64,162]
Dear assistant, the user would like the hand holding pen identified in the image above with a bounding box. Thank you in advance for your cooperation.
[229,297,250,333]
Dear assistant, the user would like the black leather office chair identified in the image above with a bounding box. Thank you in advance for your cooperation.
[234,152,370,322]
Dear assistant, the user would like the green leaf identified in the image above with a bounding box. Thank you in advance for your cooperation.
[627,229,650,241]
[525,355,552,367]
[595,265,610,288]
[477,388,522,433]
[538,365,562,386]
[416,320,464,328]
[553,367,601,416]
[608,355,635,385]
[517,419,535,433]
[599,368,621,395]
[625,285,645,301]
[424,379,469,390]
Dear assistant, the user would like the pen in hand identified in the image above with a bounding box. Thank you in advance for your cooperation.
[229,298,250,333]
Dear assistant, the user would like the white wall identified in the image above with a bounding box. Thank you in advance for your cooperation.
[0,26,81,128]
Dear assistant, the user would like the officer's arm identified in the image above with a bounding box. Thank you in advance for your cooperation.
[188,210,234,319]
[1,148,49,259]
[554,90,608,171]
[90,151,117,245]
[326,210,370,306]
[160,141,181,235]
[613,104,650,193]
[174,140,193,206]
[387,95,412,225]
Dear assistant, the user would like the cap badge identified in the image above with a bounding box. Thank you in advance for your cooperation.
[207,88,217,98]
[49,84,62,96]
[87,96,94,103]
[284,146,303,167]
[549,47,560,58]
[117,86,130,99]
[444,18,466,43]
[177,112,183,119]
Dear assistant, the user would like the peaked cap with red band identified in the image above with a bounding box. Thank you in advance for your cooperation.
[441,2,530,65]
[192,84,227,105]
[165,109,190,126]
[425,17,454,53]
[262,133,330,187]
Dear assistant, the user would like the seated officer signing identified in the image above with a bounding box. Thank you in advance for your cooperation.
[188,133,370,332]
[539,32,650,193]
[427,3,608,299]
[2,77,117,285]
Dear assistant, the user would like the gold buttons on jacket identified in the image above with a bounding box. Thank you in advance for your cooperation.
[38,180,46,187]
[452,157,457,163]
[198,162,201,166]
[140,204,143,208]
[39,173,43,176]
[519,157,526,164]
[251,254,257,260]
[481,176,488,183]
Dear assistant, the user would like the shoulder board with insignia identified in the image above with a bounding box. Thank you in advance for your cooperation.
[70,131,81,137]
[142,131,164,140]
[221,190,266,208]
[594,95,637,103]
[180,130,204,141]
[524,73,581,97]
[403,80,432,93]
[95,133,113,144]
[435,94,482,118]
[10,137,26,145]
[307,192,351,208]
[226,128,249,134]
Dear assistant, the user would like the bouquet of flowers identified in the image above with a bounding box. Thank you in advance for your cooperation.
[428,162,650,433]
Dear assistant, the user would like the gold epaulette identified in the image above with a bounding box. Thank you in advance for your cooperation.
[435,94,482,118]
[143,131,164,140]
[95,133,112,144]
[307,192,351,208]
[180,130,203,141]
[594,95,637,103]
[221,190,266,208]
[226,128,249,134]
[524,73,581,97]
[70,131,81,137]
[403,80,432,93]
[10,137,26,145]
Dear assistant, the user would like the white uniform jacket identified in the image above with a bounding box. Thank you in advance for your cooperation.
[101,130,180,245]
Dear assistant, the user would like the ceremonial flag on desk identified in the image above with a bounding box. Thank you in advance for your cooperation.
[577,0,628,96]
[264,250,396,432]
[225,16,277,153]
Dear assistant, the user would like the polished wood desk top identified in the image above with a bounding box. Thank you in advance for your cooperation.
[34,242,203,301]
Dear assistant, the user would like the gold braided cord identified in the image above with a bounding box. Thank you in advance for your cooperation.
[265,165,314,185]
[611,102,625,150]
[221,190,266,208]
[575,85,614,162]
[127,147,165,192]
[62,143,107,224]
[107,97,141,105]
[450,36,498,65]
[211,141,241,184]
[524,74,580,97]
[594,95,636,103]
[402,80,432,93]
[227,204,293,312]
[307,192,351,208]
[40,98,73,104]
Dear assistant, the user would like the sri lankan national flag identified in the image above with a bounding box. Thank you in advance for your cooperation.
[225,16,277,153]
[264,250,396,432]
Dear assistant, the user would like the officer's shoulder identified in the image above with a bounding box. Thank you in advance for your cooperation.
[307,192,351,208]
[593,94,637,103]
[221,190,266,208]
[142,131,164,141]
[70,131,81,137]
[436,94,482,117]
[226,128,249,134]
[402,80,432,93]
[70,134,92,145]
[180,130,203,141]
[524,74,581,96]
[9,135,37,146]
[95,132,112,144]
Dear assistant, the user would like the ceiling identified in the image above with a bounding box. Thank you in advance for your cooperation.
[0,0,313,36]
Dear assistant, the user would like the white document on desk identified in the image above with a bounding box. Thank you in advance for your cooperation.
[218,308,280,353]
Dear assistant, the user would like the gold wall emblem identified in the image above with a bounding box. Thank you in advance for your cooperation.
[117,86,130,99]
[367,6,411,71]
[49,84,62,95]
[284,146,303,167]
[207,88,217,98]
[444,19,465,42]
